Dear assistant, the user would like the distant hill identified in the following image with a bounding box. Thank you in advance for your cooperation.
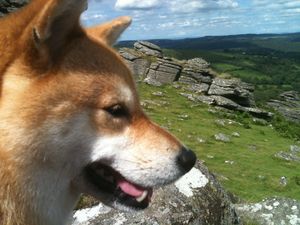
[119,32,300,53]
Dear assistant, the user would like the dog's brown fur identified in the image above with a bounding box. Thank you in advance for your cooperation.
[0,1,194,225]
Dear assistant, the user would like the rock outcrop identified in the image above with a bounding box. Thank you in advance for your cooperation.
[119,41,273,119]
[134,41,163,58]
[73,161,239,225]
[268,91,300,123]
[208,78,255,107]
[145,58,182,85]
[0,0,28,16]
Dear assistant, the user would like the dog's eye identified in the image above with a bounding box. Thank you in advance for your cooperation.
[105,104,128,118]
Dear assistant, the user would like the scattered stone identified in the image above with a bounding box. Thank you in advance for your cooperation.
[248,145,257,151]
[232,132,240,137]
[215,119,226,126]
[227,120,242,126]
[196,137,206,143]
[225,160,235,165]
[177,114,189,120]
[275,151,300,163]
[290,145,300,153]
[152,91,164,97]
[235,197,300,225]
[215,133,231,143]
[207,155,214,159]
[72,161,239,225]
[280,176,288,186]
[257,175,266,180]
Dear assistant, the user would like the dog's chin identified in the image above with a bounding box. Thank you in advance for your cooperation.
[73,162,153,211]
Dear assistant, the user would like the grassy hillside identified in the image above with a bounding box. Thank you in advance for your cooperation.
[137,82,300,203]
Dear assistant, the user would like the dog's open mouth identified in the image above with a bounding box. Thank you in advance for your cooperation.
[84,162,153,210]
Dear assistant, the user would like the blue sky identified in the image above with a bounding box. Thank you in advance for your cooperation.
[82,0,300,40]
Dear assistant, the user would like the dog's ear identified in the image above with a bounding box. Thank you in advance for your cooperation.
[31,0,87,64]
[87,16,132,46]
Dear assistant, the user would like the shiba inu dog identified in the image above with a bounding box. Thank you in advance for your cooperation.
[0,0,196,224]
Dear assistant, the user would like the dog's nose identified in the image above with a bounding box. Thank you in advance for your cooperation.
[176,147,197,173]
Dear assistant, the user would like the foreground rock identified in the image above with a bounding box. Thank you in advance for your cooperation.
[236,197,300,225]
[268,91,300,123]
[72,161,239,225]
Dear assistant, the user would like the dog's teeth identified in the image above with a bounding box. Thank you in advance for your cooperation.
[136,190,148,203]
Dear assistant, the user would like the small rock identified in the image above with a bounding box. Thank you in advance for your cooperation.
[248,145,257,151]
[215,119,226,126]
[152,91,164,97]
[290,145,300,153]
[232,132,240,137]
[178,114,189,120]
[207,155,214,159]
[196,137,206,143]
[215,133,231,143]
[275,151,300,162]
[225,160,235,165]
[280,176,288,186]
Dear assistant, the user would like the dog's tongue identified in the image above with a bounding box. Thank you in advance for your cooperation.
[118,179,145,197]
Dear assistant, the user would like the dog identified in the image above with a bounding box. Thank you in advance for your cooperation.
[0,0,196,224]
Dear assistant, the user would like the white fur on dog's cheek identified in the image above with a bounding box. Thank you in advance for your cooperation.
[91,135,131,162]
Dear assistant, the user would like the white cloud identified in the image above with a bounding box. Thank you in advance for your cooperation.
[115,0,160,10]
[169,0,238,13]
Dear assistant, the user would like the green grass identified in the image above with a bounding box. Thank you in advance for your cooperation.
[137,82,300,203]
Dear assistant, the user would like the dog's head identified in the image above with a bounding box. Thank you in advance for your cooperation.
[0,0,196,212]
